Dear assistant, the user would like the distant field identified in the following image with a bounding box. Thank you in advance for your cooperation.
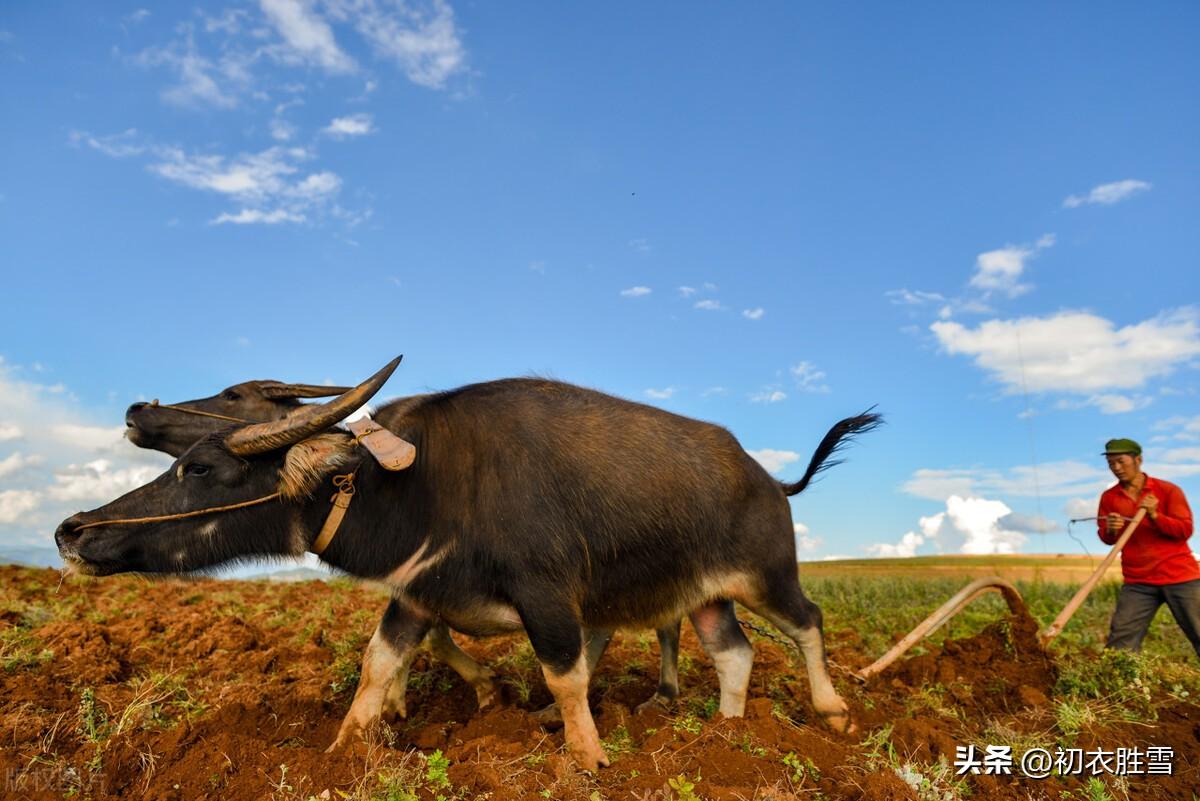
[801,553,1124,584]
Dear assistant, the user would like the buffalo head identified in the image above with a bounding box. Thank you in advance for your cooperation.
[125,379,355,457]
[58,357,400,575]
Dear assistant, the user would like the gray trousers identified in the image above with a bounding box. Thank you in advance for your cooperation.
[1106,579,1200,658]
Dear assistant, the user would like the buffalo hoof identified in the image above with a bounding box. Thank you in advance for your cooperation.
[474,676,497,710]
[634,693,675,716]
[820,706,856,734]
[567,740,610,772]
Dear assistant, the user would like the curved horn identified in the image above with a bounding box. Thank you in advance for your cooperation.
[226,356,402,455]
[259,382,355,400]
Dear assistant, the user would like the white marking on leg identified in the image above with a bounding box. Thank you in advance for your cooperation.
[710,644,754,717]
[330,625,408,751]
[542,654,609,771]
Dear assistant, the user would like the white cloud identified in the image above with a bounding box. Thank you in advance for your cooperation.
[322,113,376,138]
[0,453,42,479]
[931,308,1200,395]
[886,288,945,306]
[645,387,675,400]
[968,235,1053,299]
[213,208,306,225]
[701,386,727,397]
[327,0,466,89]
[866,530,926,558]
[678,286,697,297]
[790,361,829,393]
[0,490,39,525]
[620,286,651,298]
[903,461,1111,501]
[793,522,821,553]
[905,495,1028,556]
[135,32,242,109]
[748,448,800,474]
[997,512,1059,534]
[694,300,722,311]
[0,358,171,545]
[742,308,765,320]
[146,145,345,225]
[0,424,21,441]
[1154,415,1200,442]
[69,129,144,159]
[1064,498,1095,520]
[261,0,356,73]
[1064,179,1151,209]
[45,460,162,503]
[269,118,297,142]
[1056,394,1153,415]
[750,389,787,404]
[1162,446,1200,463]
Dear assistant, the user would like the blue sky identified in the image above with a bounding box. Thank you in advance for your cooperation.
[1,2,1198,568]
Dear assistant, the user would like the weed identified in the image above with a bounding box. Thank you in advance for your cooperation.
[736,734,767,758]
[0,623,54,672]
[77,687,108,742]
[424,749,451,791]
[686,695,719,720]
[672,712,702,735]
[782,752,820,785]
[602,725,634,760]
[668,772,702,801]
[893,758,969,801]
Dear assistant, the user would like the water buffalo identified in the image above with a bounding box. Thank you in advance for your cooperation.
[59,357,879,769]
[124,372,714,719]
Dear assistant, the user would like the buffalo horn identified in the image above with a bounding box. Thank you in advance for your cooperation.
[259,382,355,399]
[225,356,402,455]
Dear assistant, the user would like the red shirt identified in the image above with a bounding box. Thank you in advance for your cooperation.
[1097,475,1198,585]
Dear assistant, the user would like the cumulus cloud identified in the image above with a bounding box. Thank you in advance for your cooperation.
[898,495,1028,556]
[1064,179,1151,209]
[1154,415,1200,442]
[1055,394,1153,415]
[694,300,722,311]
[968,235,1053,299]
[0,424,21,441]
[678,286,697,297]
[790,361,829,393]
[794,522,821,553]
[0,490,39,525]
[0,357,171,553]
[866,530,926,558]
[742,308,765,320]
[620,286,651,298]
[748,449,800,474]
[0,453,42,479]
[322,113,375,138]
[931,308,1200,395]
[213,208,307,225]
[644,387,675,400]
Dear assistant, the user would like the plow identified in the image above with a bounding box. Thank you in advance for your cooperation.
[850,509,1145,682]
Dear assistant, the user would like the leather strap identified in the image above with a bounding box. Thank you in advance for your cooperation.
[346,415,416,471]
[310,473,356,555]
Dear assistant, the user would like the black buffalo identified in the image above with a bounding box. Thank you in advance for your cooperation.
[59,358,879,769]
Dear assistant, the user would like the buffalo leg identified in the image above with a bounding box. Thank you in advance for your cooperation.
[328,598,430,752]
[742,578,851,732]
[634,620,683,713]
[382,621,496,721]
[687,601,753,717]
[533,627,612,727]
[519,604,608,770]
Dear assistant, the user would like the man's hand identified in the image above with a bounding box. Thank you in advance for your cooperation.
[1106,513,1123,534]
[1139,493,1159,520]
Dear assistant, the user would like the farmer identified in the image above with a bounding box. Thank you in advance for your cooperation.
[1098,438,1200,658]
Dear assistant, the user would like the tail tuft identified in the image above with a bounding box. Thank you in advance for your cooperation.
[780,408,883,496]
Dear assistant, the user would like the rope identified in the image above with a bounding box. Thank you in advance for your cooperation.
[147,399,248,424]
[74,492,282,530]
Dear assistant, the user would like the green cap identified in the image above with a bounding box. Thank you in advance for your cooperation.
[1103,438,1142,456]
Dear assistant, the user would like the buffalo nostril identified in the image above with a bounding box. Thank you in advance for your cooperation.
[54,519,83,550]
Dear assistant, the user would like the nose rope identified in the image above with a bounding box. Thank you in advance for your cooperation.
[73,492,283,531]
[146,400,249,424]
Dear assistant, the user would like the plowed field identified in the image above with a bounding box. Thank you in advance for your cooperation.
[2,565,1197,800]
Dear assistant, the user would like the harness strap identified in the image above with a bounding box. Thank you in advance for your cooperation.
[310,472,356,555]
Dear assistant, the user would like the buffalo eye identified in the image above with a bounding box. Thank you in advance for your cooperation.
[222,390,241,401]
[184,463,210,477]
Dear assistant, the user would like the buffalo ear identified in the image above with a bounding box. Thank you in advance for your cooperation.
[226,356,402,456]
[260,382,354,400]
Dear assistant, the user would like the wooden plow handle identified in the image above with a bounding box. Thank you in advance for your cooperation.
[1039,507,1145,644]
